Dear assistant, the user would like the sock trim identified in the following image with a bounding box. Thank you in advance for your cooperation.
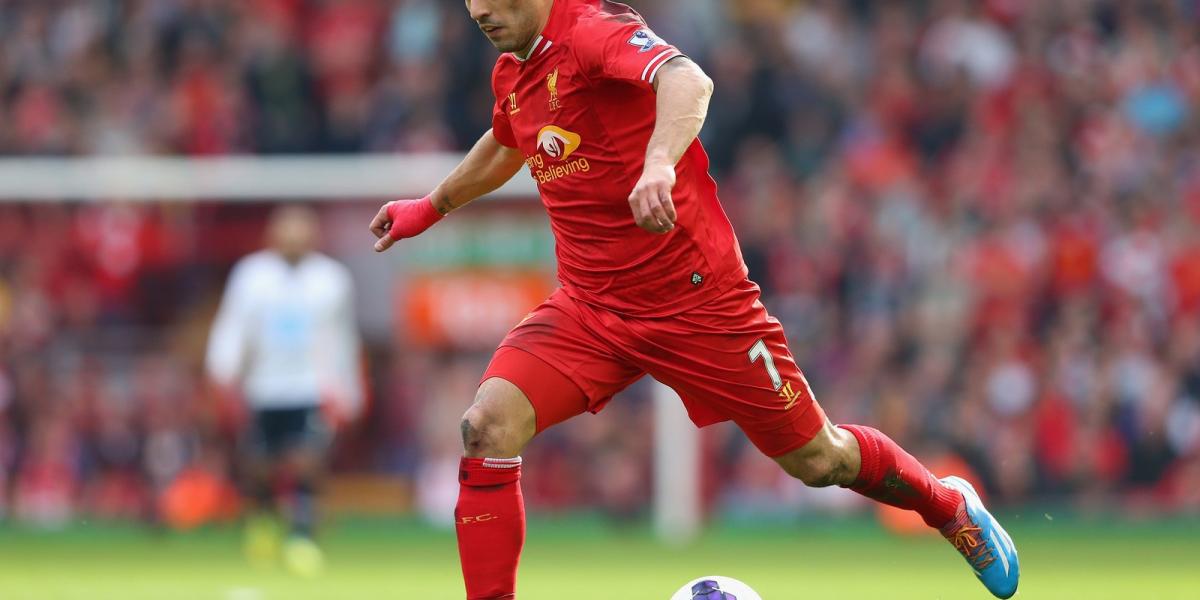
[482,457,523,469]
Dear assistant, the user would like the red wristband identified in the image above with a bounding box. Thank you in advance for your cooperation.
[387,195,444,240]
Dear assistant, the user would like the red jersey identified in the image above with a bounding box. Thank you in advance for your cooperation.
[490,0,747,317]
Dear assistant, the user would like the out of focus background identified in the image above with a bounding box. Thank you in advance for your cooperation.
[1,0,1198,598]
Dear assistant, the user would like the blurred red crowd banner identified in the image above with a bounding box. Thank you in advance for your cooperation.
[403,270,555,349]
[160,466,241,530]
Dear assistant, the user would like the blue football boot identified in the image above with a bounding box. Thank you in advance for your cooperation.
[940,476,1020,598]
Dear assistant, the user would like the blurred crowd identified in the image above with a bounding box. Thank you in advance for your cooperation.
[2,0,1200,526]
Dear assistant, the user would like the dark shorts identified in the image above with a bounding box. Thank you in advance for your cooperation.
[481,279,827,458]
[246,406,332,458]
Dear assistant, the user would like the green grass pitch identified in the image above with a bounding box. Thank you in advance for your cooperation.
[0,515,1196,599]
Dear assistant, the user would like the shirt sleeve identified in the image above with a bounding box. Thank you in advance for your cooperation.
[205,259,254,388]
[491,101,518,148]
[491,69,519,148]
[572,16,684,88]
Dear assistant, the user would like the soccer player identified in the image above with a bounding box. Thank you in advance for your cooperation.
[208,205,363,576]
[369,1,1020,598]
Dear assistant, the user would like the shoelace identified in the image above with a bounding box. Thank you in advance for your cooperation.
[948,524,996,571]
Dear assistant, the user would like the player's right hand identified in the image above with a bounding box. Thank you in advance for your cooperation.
[628,161,678,234]
[370,195,443,252]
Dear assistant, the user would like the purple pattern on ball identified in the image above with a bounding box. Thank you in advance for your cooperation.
[691,580,737,600]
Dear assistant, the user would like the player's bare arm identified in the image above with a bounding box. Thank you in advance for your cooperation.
[628,57,714,234]
[370,129,525,252]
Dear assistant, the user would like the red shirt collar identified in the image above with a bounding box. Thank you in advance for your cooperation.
[512,0,576,62]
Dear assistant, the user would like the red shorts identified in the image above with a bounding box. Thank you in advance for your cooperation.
[481,279,826,457]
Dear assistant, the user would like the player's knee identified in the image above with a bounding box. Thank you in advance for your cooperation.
[460,410,494,457]
[460,380,535,458]
[459,409,518,458]
[285,448,325,480]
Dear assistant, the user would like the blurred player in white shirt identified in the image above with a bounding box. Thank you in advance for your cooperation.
[206,205,362,575]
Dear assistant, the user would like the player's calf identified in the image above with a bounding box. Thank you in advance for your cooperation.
[773,421,963,528]
[283,446,326,539]
[835,424,963,528]
[772,422,860,488]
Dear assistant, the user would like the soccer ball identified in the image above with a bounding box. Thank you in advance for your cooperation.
[671,576,763,600]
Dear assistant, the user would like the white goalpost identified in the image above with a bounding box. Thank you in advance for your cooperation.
[0,154,704,543]
[653,382,702,544]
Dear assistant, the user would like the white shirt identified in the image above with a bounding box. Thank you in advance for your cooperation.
[206,250,363,416]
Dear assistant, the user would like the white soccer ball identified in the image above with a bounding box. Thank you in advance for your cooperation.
[671,575,763,600]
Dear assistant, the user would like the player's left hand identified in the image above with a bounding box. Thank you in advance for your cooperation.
[208,380,248,439]
[369,195,443,252]
[628,161,677,234]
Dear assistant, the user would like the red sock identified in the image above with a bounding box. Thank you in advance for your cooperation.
[839,424,963,528]
[456,457,525,600]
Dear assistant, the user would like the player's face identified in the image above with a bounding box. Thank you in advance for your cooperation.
[267,205,319,264]
[465,0,543,54]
